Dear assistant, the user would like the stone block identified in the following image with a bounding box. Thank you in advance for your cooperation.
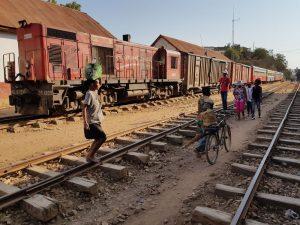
[124,152,150,164]
[178,129,196,138]
[22,194,58,222]
[166,134,183,145]
[150,141,167,152]
[100,163,128,179]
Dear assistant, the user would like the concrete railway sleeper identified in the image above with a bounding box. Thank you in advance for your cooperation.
[0,83,290,222]
[191,83,300,225]
[0,107,231,221]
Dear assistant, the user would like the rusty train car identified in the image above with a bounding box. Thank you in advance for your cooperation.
[3,23,283,115]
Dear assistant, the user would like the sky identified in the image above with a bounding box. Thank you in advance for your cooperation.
[59,0,300,68]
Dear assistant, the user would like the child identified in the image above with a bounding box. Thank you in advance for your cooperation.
[187,86,217,155]
[233,81,246,120]
[82,79,107,163]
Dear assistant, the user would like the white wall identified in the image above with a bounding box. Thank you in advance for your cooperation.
[153,38,177,51]
[0,31,19,82]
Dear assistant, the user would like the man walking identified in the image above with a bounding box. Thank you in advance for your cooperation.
[83,79,107,162]
[252,79,262,120]
[218,70,231,111]
[245,82,254,117]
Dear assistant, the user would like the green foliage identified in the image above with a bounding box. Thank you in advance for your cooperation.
[295,68,300,81]
[283,69,292,80]
[46,0,81,11]
[252,48,268,60]
[224,45,288,72]
[65,1,81,11]
[47,0,57,4]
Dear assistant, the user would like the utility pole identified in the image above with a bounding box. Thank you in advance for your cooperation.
[232,7,240,46]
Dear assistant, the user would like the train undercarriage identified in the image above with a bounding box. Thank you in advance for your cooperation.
[9,79,182,115]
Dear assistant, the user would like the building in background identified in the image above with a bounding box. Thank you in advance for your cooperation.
[0,0,114,107]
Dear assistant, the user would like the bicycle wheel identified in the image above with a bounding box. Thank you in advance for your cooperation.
[222,125,231,152]
[205,134,219,165]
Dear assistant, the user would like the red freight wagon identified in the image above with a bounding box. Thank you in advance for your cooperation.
[251,66,267,83]
[153,48,181,80]
[5,23,182,115]
[231,63,251,84]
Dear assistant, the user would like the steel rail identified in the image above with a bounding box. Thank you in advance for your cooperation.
[0,83,283,125]
[0,112,196,176]
[230,84,300,225]
[0,82,287,209]
[0,115,43,124]
[0,83,285,176]
[0,99,253,209]
[0,117,197,209]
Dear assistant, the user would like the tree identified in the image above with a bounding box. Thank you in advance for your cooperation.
[47,0,57,4]
[46,0,81,11]
[65,1,81,11]
[252,48,268,60]
[224,44,242,61]
[283,69,292,81]
[274,54,288,72]
[295,68,300,81]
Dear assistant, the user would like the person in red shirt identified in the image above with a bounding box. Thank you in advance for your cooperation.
[218,70,231,110]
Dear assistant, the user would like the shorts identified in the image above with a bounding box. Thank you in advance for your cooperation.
[84,123,107,140]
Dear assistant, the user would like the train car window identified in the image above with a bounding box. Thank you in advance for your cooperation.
[49,45,62,65]
[47,28,76,40]
[171,56,178,69]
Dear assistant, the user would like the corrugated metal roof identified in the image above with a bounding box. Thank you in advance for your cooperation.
[0,0,115,38]
[153,35,231,62]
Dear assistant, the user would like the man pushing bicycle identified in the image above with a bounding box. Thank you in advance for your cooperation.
[185,86,232,164]
[186,86,218,155]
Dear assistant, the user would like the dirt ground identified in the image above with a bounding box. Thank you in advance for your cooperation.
[0,82,281,168]
[44,84,293,225]
[0,83,293,225]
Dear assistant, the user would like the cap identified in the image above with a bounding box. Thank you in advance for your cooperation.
[223,69,228,75]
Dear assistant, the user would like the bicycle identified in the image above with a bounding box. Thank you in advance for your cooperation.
[203,114,232,165]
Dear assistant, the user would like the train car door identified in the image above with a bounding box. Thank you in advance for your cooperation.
[194,56,201,87]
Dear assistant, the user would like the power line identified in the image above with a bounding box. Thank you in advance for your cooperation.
[275,49,300,53]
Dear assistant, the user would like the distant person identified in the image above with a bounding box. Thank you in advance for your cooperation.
[219,70,231,111]
[245,82,254,117]
[233,81,246,120]
[252,79,262,120]
[83,79,107,162]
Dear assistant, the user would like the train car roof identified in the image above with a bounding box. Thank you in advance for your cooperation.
[152,35,232,62]
[0,0,115,38]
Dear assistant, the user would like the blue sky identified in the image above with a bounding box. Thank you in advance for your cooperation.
[60,0,299,68]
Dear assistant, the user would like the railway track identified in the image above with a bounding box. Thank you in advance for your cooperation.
[0,115,43,124]
[0,82,290,223]
[0,82,284,132]
[191,84,300,225]
[0,109,207,222]
[0,94,201,132]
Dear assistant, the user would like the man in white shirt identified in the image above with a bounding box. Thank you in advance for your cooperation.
[245,82,254,117]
